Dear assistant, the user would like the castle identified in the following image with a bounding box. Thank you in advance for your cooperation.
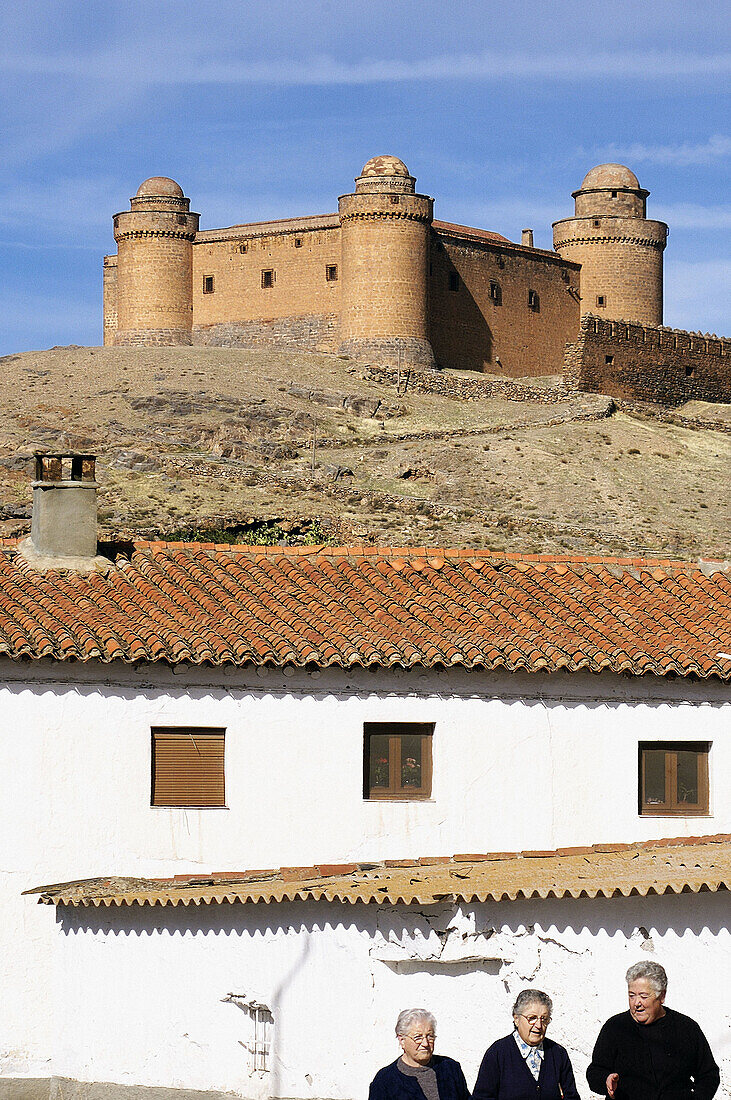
[103,155,729,403]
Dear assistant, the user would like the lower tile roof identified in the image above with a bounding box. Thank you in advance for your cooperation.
[25,834,731,907]
[0,543,729,678]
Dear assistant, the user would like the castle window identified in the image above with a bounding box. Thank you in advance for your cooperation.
[203,276,215,294]
[390,196,400,205]
[593,220,601,227]
[490,281,502,305]
[605,355,614,366]
[596,295,606,308]
[685,365,695,378]
[151,727,225,808]
[364,722,433,801]
[449,271,460,292]
[177,215,187,225]
[237,242,248,254]
[639,742,709,816]
[325,264,338,282]
[294,238,302,248]
[611,191,618,198]
[528,289,540,312]
[261,269,275,289]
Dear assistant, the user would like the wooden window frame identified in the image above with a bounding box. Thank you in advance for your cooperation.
[151,727,226,808]
[364,722,433,801]
[638,742,710,817]
[325,264,338,282]
[203,275,215,294]
[261,269,275,289]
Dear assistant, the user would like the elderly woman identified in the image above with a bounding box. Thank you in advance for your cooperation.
[473,989,580,1100]
[369,1009,471,1100]
[587,961,719,1099]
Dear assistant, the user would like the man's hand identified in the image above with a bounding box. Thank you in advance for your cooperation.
[606,1073,619,1098]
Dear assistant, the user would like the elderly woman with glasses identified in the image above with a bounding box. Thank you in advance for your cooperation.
[473,989,580,1100]
[368,1009,470,1100]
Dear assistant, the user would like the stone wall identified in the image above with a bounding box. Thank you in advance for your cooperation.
[194,313,339,352]
[192,220,341,341]
[429,229,580,376]
[565,314,731,405]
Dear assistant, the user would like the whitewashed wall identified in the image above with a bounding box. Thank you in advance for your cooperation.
[1,658,729,1089]
[51,891,731,1099]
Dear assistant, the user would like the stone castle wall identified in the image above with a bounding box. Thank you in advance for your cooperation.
[565,315,731,406]
[192,219,341,353]
[153,222,578,375]
[429,229,580,375]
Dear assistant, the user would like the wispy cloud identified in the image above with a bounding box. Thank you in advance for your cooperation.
[598,135,731,167]
[2,48,729,86]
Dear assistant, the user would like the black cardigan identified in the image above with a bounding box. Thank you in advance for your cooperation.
[586,1007,720,1100]
[472,1033,581,1100]
[369,1056,471,1100]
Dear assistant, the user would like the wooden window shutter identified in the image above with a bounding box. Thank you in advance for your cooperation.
[151,727,225,807]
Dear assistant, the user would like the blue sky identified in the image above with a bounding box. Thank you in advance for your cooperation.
[1,0,728,354]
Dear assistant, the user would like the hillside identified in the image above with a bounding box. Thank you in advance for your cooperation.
[0,345,729,559]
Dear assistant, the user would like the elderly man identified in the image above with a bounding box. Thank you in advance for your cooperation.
[587,961,719,1100]
[369,1009,470,1100]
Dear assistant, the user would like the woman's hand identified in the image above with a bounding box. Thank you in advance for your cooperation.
[606,1072,619,1098]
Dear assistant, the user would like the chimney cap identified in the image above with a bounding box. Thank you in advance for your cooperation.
[33,452,97,484]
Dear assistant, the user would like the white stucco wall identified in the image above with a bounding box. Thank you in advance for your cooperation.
[1,658,728,1087]
[49,891,731,1099]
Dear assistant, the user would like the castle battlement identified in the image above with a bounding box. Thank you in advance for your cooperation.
[565,315,730,406]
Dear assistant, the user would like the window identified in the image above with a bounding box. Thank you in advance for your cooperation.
[325,264,338,282]
[490,281,502,305]
[390,195,400,205]
[605,355,614,366]
[177,214,187,226]
[596,295,606,308]
[261,269,275,289]
[528,289,540,312]
[151,727,225,807]
[685,365,695,378]
[449,271,460,292]
[364,722,433,800]
[639,742,709,816]
[236,242,248,254]
[203,276,215,294]
[593,219,601,227]
[611,191,618,198]
[294,238,302,248]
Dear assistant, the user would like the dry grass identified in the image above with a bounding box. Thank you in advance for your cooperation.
[0,345,728,558]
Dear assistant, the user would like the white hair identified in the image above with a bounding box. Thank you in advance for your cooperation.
[395,1009,437,1037]
[626,961,667,996]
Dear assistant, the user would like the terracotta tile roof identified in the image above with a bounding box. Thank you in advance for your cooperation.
[433,220,512,245]
[25,835,731,907]
[0,543,729,677]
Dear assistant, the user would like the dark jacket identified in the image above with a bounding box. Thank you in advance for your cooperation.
[586,1007,719,1100]
[369,1056,471,1100]
[472,1033,581,1100]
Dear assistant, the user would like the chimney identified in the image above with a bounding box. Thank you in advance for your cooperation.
[521,229,534,248]
[21,452,106,570]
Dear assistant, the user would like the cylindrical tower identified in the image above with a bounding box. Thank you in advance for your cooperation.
[552,164,667,325]
[338,155,435,369]
[113,177,199,346]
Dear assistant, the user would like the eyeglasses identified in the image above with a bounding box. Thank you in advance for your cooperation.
[403,1034,436,1046]
[519,1015,551,1028]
